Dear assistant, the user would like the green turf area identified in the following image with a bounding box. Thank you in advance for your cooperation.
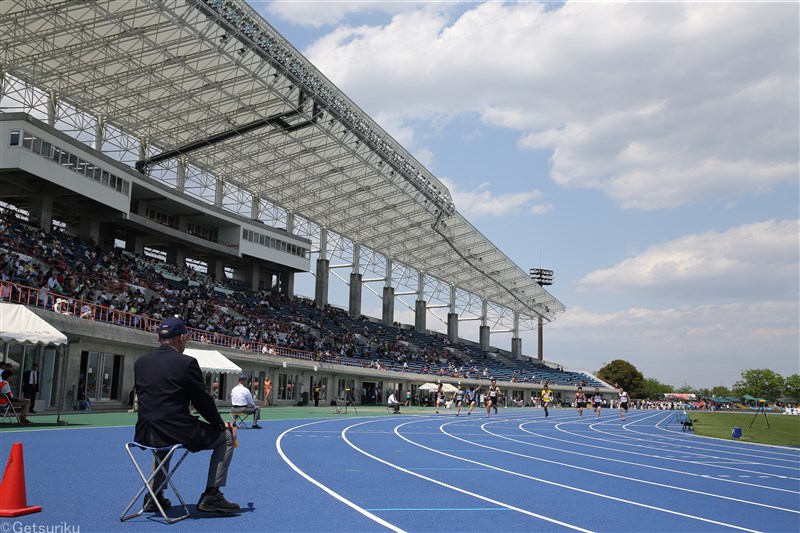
[689,411,800,447]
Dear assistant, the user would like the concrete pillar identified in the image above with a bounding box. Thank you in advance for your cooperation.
[79,217,100,246]
[538,316,544,361]
[47,90,58,127]
[97,225,116,251]
[512,337,523,358]
[139,136,148,162]
[215,176,225,208]
[251,194,260,221]
[314,258,329,309]
[124,229,144,255]
[246,262,260,291]
[349,272,362,319]
[166,248,186,268]
[279,271,294,297]
[208,257,224,281]
[94,114,105,152]
[286,210,295,233]
[479,325,490,351]
[382,286,395,325]
[414,300,426,332]
[176,157,187,193]
[30,194,53,232]
[447,313,458,343]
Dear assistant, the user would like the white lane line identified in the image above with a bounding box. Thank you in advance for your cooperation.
[276,419,406,533]
[470,420,799,512]
[385,418,764,533]
[508,419,800,494]
[546,415,800,481]
[340,419,594,533]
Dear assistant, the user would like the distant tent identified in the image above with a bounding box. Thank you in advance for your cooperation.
[711,396,732,403]
[741,394,767,403]
[182,348,242,374]
[663,393,696,401]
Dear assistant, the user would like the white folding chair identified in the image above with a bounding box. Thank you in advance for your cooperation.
[0,392,20,424]
[120,442,190,524]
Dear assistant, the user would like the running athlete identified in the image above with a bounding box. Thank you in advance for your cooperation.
[466,386,479,415]
[618,387,629,421]
[454,385,465,416]
[435,384,446,414]
[574,387,587,419]
[592,387,603,420]
[540,383,553,418]
[486,379,500,418]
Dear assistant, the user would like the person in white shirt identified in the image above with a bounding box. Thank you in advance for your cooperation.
[387,390,401,413]
[230,375,262,429]
[618,387,630,422]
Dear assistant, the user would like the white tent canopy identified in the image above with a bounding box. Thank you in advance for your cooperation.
[418,382,458,393]
[183,348,241,375]
[0,303,67,347]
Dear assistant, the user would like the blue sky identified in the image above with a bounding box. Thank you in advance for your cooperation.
[249,1,799,389]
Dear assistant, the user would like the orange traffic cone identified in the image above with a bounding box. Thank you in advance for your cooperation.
[0,442,42,516]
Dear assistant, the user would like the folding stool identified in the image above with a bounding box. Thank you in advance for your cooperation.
[229,410,251,429]
[120,442,190,524]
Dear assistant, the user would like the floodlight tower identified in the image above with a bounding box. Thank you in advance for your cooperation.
[529,268,554,361]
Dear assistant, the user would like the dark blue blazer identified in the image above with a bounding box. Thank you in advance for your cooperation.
[134,345,224,452]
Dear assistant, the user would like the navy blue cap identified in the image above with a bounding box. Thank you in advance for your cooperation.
[158,317,187,339]
[238,374,248,381]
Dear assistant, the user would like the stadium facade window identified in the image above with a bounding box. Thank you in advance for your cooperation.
[9,129,129,196]
[241,227,307,258]
[143,246,167,262]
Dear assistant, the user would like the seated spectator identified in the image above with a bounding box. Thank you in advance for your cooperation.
[80,303,94,319]
[387,390,401,413]
[53,297,70,315]
[230,375,262,429]
[0,370,33,424]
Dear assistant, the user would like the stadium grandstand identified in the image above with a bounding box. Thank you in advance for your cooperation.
[0,0,612,413]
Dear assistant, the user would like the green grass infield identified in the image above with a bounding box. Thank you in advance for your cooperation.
[688,411,800,447]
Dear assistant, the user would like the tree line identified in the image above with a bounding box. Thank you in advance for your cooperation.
[596,359,800,402]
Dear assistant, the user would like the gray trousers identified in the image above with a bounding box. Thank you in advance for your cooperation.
[231,405,261,424]
[151,431,234,494]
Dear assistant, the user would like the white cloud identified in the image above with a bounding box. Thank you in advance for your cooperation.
[439,177,546,218]
[263,0,425,29]
[578,219,800,301]
[543,300,800,388]
[299,1,798,210]
[531,203,554,215]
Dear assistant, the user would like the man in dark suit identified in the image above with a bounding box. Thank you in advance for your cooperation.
[22,363,40,413]
[134,317,239,514]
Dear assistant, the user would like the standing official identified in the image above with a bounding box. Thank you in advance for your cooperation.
[22,363,40,413]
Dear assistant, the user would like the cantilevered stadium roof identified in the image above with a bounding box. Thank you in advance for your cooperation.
[0,0,564,323]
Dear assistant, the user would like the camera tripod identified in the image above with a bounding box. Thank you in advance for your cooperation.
[332,394,358,415]
[748,401,770,429]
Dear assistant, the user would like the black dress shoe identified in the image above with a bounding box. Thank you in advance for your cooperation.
[143,492,172,512]
[29,409,36,414]
[251,424,262,429]
[197,491,240,513]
